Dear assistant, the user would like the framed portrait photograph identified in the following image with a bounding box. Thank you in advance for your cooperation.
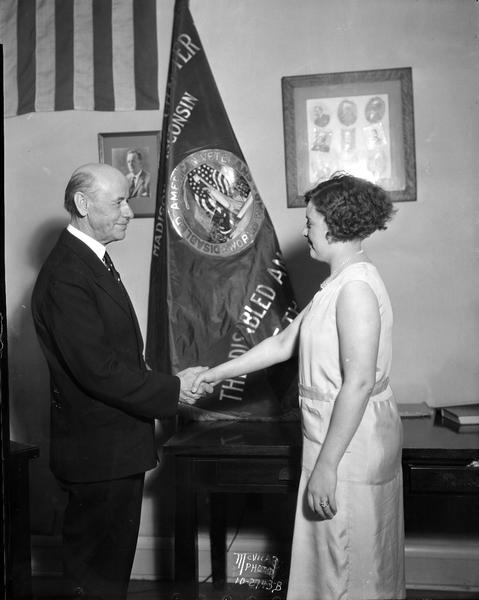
[282,67,416,207]
[98,130,160,217]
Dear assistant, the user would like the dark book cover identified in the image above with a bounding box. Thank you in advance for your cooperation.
[440,415,479,433]
[440,404,479,425]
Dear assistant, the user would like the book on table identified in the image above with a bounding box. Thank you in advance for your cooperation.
[397,401,432,418]
[440,404,479,425]
[440,417,479,434]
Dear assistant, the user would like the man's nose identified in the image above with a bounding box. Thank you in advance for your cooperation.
[123,202,134,219]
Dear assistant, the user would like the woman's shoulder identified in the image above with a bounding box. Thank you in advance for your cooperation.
[339,262,392,312]
[339,262,390,296]
[341,261,383,284]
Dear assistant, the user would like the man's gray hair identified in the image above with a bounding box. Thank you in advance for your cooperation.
[64,170,97,216]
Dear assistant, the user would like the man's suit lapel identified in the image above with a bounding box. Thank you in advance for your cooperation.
[60,231,145,356]
[117,279,144,357]
[60,230,132,318]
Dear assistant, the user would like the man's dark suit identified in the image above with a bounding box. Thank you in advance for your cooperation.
[31,229,179,598]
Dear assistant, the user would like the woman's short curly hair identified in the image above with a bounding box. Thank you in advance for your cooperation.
[304,173,396,241]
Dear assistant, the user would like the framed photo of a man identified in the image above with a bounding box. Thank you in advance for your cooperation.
[98,131,160,217]
[282,68,416,207]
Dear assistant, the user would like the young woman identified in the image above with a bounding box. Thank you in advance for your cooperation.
[192,173,405,600]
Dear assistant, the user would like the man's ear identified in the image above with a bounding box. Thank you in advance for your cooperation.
[325,231,332,243]
[73,192,88,217]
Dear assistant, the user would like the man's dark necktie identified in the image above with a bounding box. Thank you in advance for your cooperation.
[103,252,121,283]
[129,176,137,198]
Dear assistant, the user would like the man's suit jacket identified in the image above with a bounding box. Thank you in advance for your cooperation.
[127,169,150,198]
[31,230,179,483]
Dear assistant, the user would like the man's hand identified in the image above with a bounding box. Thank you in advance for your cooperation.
[177,366,213,404]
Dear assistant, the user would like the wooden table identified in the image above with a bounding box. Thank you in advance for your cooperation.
[164,414,479,599]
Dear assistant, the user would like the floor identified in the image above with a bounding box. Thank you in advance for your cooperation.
[32,577,479,600]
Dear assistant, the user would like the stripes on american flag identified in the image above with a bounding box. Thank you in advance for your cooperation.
[1,0,159,117]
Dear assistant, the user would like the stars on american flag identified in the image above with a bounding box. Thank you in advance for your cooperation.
[187,164,228,214]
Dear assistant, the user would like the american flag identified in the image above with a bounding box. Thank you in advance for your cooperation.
[187,164,230,211]
[1,0,159,117]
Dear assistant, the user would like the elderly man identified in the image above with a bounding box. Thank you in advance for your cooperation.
[31,163,208,599]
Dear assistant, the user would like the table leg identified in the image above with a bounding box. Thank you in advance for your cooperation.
[210,492,228,588]
[174,457,198,599]
[9,450,36,600]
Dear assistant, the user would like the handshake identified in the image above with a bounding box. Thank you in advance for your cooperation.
[176,366,216,405]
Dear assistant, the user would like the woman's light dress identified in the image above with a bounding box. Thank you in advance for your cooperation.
[286,262,405,600]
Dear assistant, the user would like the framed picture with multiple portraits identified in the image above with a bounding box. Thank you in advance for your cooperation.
[98,130,160,217]
[282,67,416,207]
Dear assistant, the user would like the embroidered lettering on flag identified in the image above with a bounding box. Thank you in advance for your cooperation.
[1,0,160,117]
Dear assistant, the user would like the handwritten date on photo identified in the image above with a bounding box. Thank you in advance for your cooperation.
[235,575,283,594]
[169,578,284,600]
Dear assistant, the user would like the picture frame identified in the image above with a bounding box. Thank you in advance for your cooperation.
[98,130,160,217]
[282,67,416,207]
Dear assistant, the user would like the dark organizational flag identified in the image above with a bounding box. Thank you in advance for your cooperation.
[2,0,159,117]
[146,0,298,420]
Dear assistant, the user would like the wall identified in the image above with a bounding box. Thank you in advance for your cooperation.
[4,0,479,583]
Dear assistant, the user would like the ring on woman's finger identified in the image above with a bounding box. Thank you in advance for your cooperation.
[319,498,329,508]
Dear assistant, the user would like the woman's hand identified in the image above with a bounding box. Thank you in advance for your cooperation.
[191,368,217,394]
[306,460,338,520]
[177,366,213,404]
